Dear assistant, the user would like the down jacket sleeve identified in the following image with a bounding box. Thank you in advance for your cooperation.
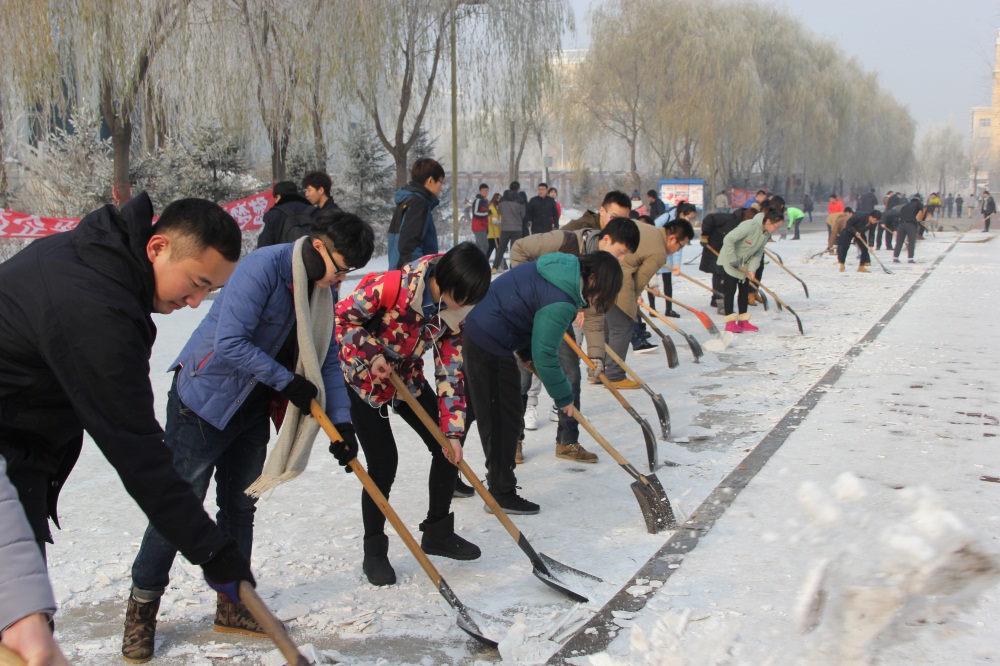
[0,457,56,633]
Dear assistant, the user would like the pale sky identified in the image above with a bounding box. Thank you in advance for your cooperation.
[565,0,1000,137]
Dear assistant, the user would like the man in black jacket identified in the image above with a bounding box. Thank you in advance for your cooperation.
[256,180,317,247]
[647,189,666,220]
[302,170,342,215]
[981,190,996,232]
[525,182,559,235]
[893,194,924,263]
[837,210,881,272]
[0,194,256,636]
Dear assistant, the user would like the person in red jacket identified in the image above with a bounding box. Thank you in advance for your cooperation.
[470,183,491,255]
[335,243,491,586]
[828,193,845,214]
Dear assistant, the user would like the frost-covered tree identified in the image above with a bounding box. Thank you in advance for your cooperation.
[337,125,395,220]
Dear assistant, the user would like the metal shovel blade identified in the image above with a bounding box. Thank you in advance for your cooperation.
[441,581,505,648]
[684,333,704,361]
[648,391,671,440]
[663,335,680,368]
[629,473,677,534]
[532,552,604,603]
[640,417,659,473]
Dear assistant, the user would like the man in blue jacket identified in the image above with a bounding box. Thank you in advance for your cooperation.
[122,210,374,662]
[388,158,444,269]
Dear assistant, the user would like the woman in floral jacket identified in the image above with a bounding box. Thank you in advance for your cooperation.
[335,242,490,586]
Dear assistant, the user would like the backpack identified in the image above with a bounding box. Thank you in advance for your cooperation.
[356,270,405,333]
[279,210,317,244]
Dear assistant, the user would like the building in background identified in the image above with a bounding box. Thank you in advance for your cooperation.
[971,29,1000,193]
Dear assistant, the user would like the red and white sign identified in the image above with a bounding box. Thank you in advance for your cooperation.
[0,190,276,239]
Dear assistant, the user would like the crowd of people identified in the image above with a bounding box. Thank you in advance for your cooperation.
[1,157,994,665]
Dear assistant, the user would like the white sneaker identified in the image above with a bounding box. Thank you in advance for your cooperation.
[549,406,559,422]
[524,406,538,430]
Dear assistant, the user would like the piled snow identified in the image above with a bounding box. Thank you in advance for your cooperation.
[38,229,1000,664]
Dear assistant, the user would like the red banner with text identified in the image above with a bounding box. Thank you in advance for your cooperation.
[0,190,276,239]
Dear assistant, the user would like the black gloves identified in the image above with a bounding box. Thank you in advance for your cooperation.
[279,374,318,412]
[329,423,358,472]
[202,538,255,603]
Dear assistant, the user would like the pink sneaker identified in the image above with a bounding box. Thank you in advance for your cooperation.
[725,321,742,334]
[739,321,759,332]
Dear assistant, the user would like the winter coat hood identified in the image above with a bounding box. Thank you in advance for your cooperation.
[395,182,440,209]
[71,191,156,314]
[535,253,585,308]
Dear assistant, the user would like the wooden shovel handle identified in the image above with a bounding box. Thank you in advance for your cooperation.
[310,401,446,589]
[678,271,721,297]
[561,333,637,414]
[384,373,524,543]
[603,345,643,387]
[239,582,309,666]
[639,300,681,333]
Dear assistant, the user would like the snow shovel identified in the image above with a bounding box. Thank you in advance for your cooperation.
[677,271,725,303]
[637,310,680,369]
[604,345,671,442]
[644,287,720,336]
[855,235,892,274]
[312,401,503,647]
[571,407,677,533]
[640,302,703,361]
[763,248,810,298]
[387,373,602,603]
[739,270,805,335]
[240,583,311,665]
[705,246,769,311]
[563,334,660,473]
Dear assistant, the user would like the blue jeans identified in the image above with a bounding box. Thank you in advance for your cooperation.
[131,377,270,593]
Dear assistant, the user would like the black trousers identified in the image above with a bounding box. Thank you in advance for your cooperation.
[893,222,918,260]
[837,231,870,265]
[463,335,522,496]
[711,271,725,306]
[875,224,893,250]
[645,273,672,312]
[866,222,877,247]
[348,379,457,538]
[720,270,750,316]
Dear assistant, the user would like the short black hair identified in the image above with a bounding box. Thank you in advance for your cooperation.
[479,182,489,190]
[664,218,694,243]
[762,195,785,214]
[676,202,697,218]
[152,198,242,262]
[411,158,445,185]
[646,189,658,199]
[869,210,883,221]
[310,210,375,268]
[302,171,332,196]
[763,209,784,223]
[510,181,521,191]
[598,217,641,253]
[434,241,491,306]
[537,182,548,189]
[579,251,624,314]
[548,187,558,195]
[602,190,631,211]
[844,207,854,213]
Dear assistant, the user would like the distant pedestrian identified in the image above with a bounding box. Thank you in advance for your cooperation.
[494,182,526,271]
[548,187,562,225]
[786,206,805,240]
[486,192,501,266]
[893,194,924,263]
[526,182,559,235]
[827,193,844,214]
[388,158,445,270]
[257,181,317,248]
[803,193,814,222]
[647,189,666,220]
[714,189,730,213]
[945,193,954,217]
[470,183,491,255]
[955,194,964,218]
[981,190,995,231]
[302,171,342,215]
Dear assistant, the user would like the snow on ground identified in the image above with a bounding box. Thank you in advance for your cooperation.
[42,222,999,665]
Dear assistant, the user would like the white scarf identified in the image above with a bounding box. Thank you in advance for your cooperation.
[245,237,333,497]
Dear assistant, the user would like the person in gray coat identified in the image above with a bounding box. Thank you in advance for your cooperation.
[0,456,69,665]
[494,182,526,271]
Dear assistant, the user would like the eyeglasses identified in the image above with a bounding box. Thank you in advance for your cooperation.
[320,242,352,275]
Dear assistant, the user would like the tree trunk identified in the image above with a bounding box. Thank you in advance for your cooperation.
[393,149,408,188]
[143,84,157,153]
[512,128,528,183]
[311,107,327,172]
[0,92,7,204]
[270,125,289,182]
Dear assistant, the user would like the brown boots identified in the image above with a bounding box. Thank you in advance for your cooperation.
[122,595,159,663]
[122,592,265,663]
[214,593,267,637]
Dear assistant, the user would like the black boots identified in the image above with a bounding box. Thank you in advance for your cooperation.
[363,534,397,586]
[420,513,481,560]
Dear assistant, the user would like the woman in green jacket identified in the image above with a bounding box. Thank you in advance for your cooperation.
[717,209,783,333]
